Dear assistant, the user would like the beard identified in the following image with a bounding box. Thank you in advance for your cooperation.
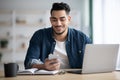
[54,29,66,35]
[53,26,66,35]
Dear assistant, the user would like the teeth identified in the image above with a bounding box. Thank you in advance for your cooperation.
[56,27,61,30]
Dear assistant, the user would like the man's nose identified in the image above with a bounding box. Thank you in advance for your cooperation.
[56,20,62,26]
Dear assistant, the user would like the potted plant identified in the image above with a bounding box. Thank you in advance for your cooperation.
[0,52,2,61]
[0,39,8,48]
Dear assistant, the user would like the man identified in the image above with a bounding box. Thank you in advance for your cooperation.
[24,2,92,71]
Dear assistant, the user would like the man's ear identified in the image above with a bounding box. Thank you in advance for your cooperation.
[68,16,71,22]
[67,16,71,24]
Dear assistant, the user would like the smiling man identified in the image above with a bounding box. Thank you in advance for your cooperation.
[24,2,92,70]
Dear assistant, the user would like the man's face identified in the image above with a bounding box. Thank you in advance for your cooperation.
[50,10,71,35]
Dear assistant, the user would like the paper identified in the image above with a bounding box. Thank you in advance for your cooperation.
[17,68,59,75]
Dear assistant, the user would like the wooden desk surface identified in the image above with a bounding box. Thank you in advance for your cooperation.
[0,70,120,80]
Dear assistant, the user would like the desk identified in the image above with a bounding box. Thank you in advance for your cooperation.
[0,71,120,80]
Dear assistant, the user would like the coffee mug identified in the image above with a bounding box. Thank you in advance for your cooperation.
[4,63,19,77]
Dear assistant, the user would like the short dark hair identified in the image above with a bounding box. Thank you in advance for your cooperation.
[50,2,70,15]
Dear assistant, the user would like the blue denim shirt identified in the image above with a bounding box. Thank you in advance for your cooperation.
[24,27,92,69]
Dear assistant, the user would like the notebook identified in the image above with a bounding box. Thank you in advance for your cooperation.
[17,68,59,75]
[67,44,119,74]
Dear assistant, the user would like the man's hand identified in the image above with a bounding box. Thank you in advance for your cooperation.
[31,58,60,70]
[44,58,60,71]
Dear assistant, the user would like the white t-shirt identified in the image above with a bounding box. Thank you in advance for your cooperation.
[53,40,70,69]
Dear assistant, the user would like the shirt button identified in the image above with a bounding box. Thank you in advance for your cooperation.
[79,50,81,53]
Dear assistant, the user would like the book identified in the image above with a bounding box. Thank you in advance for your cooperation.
[17,68,59,75]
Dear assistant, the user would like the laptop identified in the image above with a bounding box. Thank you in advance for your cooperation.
[67,44,119,74]
[82,44,119,74]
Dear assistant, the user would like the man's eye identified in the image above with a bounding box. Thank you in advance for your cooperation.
[60,18,66,21]
[52,19,57,22]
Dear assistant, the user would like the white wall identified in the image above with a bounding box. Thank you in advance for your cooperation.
[0,0,81,10]
[0,0,90,34]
